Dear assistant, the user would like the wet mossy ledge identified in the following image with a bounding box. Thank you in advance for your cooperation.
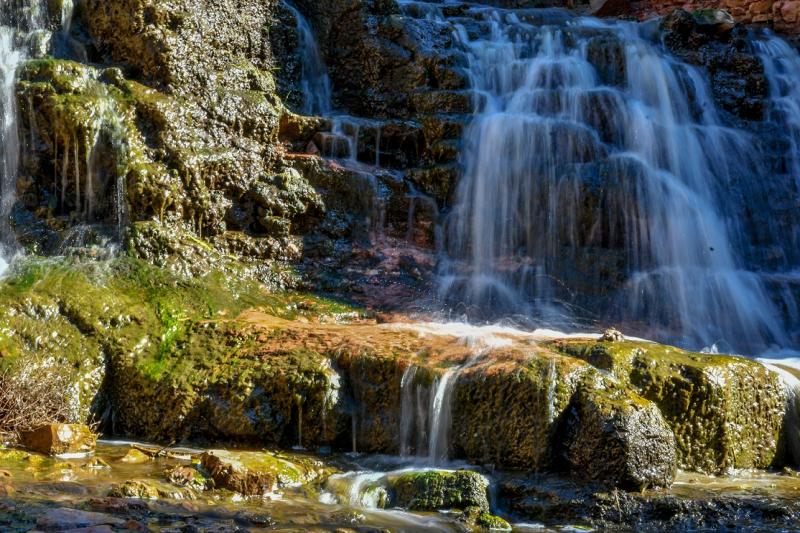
[0,256,792,489]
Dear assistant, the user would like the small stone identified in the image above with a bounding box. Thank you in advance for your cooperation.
[119,449,150,464]
[165,465,208,490]
[600,328,625,342]
[199,452,276,496]
[20,424,97,456]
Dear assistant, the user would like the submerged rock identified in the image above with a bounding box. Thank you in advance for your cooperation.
[108,479,197,501]
[390,470,490,512]
[36,507,124,530]
[20,424,97,456]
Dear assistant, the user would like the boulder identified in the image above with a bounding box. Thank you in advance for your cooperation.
[554,340,787,473]
[20,424,96,456]
[556,384,677,490]
[390,470,490,512]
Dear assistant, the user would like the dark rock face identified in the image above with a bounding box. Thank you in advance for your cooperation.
[556,385,678,490]
[661,9,769,121]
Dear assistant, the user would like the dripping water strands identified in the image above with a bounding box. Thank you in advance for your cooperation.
[397,323,526,465]
[286,1,413,241]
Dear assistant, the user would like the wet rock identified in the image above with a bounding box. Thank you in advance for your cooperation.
[498,471,800,531]
[20,424,97,456]
[459,506,512,530]
[107,480,161,500]
[199,452,276,496]
[556,384,678,490]
[589,0,631,17]
[35,508,124,530]
[554,340,787,473]
[660,9,768,120]
[600,328,625,342]
[165,465,208,491]
[119,449,150,465]
[692,9,736,34]
[108,479,196,500]
[390,470,490,512]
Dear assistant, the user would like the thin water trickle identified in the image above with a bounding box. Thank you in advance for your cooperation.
[754,31,800,189]
[284,1,332,115]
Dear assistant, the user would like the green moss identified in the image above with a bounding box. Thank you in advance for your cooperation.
[390,470,490,512]
[551,340,786,472]
[0,255,362,431]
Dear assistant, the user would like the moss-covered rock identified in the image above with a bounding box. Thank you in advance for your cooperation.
[390,470,490,512]
[20,424,97,456]
[554,340,787,473]
[459,506,512,531]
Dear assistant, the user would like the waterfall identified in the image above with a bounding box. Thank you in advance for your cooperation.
[284,1,333,115]
[0,1,49,265]
[414,5,797,354]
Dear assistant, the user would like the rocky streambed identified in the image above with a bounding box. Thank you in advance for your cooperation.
[3,440,800,531]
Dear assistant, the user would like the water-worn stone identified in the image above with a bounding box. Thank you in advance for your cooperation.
[556,384,678,490]
[20,424,97,456]
[36,508,124,530]
[554,340,787,473]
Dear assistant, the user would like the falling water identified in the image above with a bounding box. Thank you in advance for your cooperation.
[418,5,795,354]
[284,1,332,115]
[427,369,456,464]
[754,31,800,188]
[0,1,50,263]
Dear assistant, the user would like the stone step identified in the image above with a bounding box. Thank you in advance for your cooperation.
[424,139,461,165]
[406,163,461,204]
[409,89,475,114]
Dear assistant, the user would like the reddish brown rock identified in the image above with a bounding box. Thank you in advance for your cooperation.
[199,453,276,496]
[20,424,97,456]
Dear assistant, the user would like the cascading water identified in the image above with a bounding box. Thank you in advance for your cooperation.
[415,4,799,354]
[0,1,50,273]
[755,31,800,189]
